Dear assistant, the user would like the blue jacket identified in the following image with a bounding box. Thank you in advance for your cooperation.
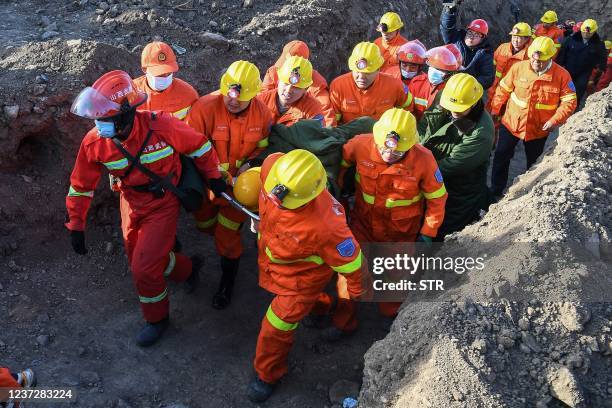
[440,9,495,90]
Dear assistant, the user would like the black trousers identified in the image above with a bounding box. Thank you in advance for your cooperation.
[490,125,547,195]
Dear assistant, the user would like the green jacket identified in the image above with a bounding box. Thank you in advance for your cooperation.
[259,117,376,186]
[418,100,494,236]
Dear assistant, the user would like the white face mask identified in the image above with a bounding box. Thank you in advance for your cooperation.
[401,69,418,80]
[146,72,173,91]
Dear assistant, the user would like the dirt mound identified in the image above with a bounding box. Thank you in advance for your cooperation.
[360,87,612,407]
[0,39,139,168]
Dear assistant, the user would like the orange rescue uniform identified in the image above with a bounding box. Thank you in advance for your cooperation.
[595,49,612,92]
[374,34,409,75]
[186,92,273,259]
[0,367,20,406]
[330,72,414,125]
[533,24,565,58]
[133,76,198,120]
[485,41,530,111]
[490,60,577,141]
[327,134,447,328]
[256,88,335,127]
[66,112,222,322]
[409,73,446,122]
[254,153,364,384]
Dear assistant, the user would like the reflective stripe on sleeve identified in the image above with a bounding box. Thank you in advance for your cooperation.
[197,215,218,229]
[414,97,428,107]
[331,250,362,274]
[103,158,129,170]
[187,141,212,158]
[257,138,269,148]
[400,92,413,108]
[340,159,352,168]
[423,185,447,199]
[560,94,577,102]
[495,70,503,78]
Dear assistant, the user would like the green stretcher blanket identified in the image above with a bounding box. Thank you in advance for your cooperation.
[258,117,376,182]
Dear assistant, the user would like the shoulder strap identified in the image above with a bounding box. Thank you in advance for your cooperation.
[118,130,155,179]
[111,133,185,199]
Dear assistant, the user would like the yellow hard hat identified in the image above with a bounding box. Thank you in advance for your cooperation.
[528,36,556,61]
[440,73,484,113]
[220,60,261,102]
[348,42,384,73]
[234,167,262,210]
[277,55,313,89]
[373,108,417,153]
[264,149,327,209]
[605,40,612,50]
[509,22,532,37]
[541,10,558,24]
[581,19,598,33]
[377,12,404,33]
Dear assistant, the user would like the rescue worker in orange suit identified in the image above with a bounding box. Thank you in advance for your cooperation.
[374,12,408,75]
[133,41,198,121]
[66,70,226,347]
[0,367,35,407]
[247,149,365,403]
[391,40,428,88]
[256,56,335,127]
[485,22,532,138]
[261,40,333,118]
[318,108,447,340]
[186,61,273,309]
[533,10,565,58]
[490,37,577,197]
[330,41,414,125]
[410,45,461,121]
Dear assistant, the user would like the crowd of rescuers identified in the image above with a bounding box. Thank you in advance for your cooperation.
[37,1,607,405]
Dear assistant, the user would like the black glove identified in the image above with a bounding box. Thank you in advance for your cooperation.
[244,157,264,168]
[70,230,87,255]
[208,177,227,198]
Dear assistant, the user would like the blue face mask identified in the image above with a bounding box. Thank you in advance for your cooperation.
[94,120,116,138]
[428,67,446,85]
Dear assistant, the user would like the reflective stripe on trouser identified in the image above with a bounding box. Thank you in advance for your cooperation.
[193,197,246,259]
[254,294,318,384]
[120,195,193,322]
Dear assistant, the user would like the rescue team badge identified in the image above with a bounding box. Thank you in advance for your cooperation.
[158,52,167,62]
[337,238,356,257]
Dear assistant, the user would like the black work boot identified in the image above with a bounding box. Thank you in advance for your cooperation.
[247,375,276,403]
[184,255,203,294]
[136,317,169,347]
[211,256,239,310]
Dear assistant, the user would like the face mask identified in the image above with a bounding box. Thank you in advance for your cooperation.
[146,72,173,91]
[94,120,116,138]
[428,67,446,85]
[401,69,418,80]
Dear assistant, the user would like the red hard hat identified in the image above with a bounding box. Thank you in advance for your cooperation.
[71,70,147,119]
[573,21,583,33]
[426,46,461,71]
[444,43,463,67]
[467,19,489,36]
[397,40,427,64]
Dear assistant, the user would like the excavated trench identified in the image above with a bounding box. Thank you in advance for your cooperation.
[0,0,610,407]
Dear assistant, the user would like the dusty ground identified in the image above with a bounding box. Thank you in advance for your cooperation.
[1,0,611,407]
